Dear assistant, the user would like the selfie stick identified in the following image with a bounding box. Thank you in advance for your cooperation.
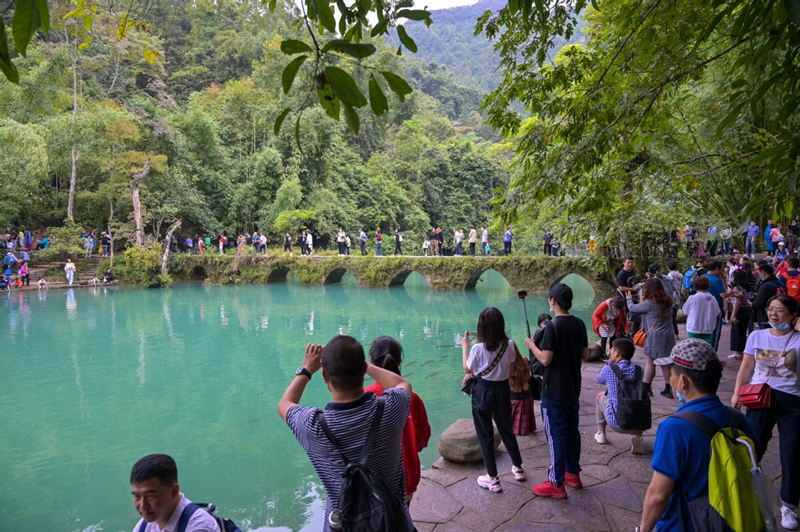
[518,290,534,357]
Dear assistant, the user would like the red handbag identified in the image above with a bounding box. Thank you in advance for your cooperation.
[738,383,771,409]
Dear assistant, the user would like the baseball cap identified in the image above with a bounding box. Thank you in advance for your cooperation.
[548,283,573,309]
[655,339,719,371]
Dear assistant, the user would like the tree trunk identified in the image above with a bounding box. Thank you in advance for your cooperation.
[131,160,151,247]
[108,199,114,268]
[162,219,182,275]
[230,235,247,283]
[66,23,80,222]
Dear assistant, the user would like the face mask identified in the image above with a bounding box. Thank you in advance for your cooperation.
[676,391,687,405]
[769,321,791,331]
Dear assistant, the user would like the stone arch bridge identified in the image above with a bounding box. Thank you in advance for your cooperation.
[170,254,615,295]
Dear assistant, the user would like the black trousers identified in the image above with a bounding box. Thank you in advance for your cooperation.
[748,388,800,507]
[471,379,523,477]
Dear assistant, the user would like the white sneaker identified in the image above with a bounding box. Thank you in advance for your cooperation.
[782,505,799,530]
[594,431,608,444]
[728,353,743,360]
[477,474,502,493]
[631,434,645,455]
[512,465,526,481]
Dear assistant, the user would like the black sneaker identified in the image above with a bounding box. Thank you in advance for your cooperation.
[660,387,674,399]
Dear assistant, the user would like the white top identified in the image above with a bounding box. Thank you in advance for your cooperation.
[467,339,516,381]
[744,330,800,397]
[481,229,489,243]
[132,494,218,532]
[682,292,720,334]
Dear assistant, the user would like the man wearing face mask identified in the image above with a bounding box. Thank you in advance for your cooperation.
[638,339,757,532]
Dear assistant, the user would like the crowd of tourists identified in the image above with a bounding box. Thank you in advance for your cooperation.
[127,274,800,532]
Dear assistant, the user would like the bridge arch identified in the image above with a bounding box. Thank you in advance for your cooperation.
[324,267,360,286]
[388,270,432,288]
[267,266,290,283]
[190,265,207,281]
[464,268,512,291]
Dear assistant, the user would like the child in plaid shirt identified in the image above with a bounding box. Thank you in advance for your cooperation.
[593,337,646,454]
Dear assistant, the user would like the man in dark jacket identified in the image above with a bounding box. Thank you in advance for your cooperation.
[752,263,782,328]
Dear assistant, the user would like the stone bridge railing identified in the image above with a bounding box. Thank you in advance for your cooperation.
[167,254,615,294]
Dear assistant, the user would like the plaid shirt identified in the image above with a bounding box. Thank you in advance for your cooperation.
[596,359,637,430]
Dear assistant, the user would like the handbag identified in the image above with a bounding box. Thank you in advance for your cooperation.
[462,340,508,396]
[738,383,771,409]
[633,315,660,347]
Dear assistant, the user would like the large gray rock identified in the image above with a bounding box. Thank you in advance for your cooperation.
[437,418,500,463]
[584,342,604,362]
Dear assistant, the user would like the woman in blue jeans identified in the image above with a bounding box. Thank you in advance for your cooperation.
[461,307,525,493]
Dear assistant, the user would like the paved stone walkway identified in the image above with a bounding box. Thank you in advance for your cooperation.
[410,322,788,531]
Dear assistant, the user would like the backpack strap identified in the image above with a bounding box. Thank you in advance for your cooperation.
[673,406,747,440]
[176,503,202,532]
[318,396,386,467]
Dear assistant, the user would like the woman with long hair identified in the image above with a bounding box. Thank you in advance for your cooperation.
[626,277,676,398]
[460,307,524,493]
[364,336,431,502]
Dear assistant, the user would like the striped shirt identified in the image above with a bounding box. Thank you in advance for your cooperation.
[286,389,412,532]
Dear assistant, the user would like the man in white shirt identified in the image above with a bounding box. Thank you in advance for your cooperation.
[130,454,218,532]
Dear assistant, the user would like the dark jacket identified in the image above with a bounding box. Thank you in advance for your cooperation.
[752,275,782,325]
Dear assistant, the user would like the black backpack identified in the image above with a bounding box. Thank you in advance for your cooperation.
[610,364,651,431]
[137,502,241,532]
[319,396,408,532]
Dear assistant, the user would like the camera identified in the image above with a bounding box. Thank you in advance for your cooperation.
[517,290,528,299]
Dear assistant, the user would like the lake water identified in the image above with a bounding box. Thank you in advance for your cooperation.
[0,271,601,532]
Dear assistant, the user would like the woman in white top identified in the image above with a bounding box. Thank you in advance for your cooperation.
[460,307,525,493]
[732,295,800,530]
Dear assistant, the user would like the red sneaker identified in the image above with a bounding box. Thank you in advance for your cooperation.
[531,480,567,499]
[564,472,583,489]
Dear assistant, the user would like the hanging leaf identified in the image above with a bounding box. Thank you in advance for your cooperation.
[343,102,360,134]
[396,25,417,53]
[282,55,307,94]
[396,9,431,21]
[36,0,50,33]
[381,71,413,101]
[280,39,313,54]
[0,24,19,83]
[321,39,376,58]
[315,0,336,33]
[370,19,388,37]
[324,66,367,107]
[274,108,291,135]
[12,0,39,56]
[268,0,277,11]
[368,75,388,115]
[317,83,340,120]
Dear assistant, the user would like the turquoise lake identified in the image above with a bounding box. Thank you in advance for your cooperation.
[0,271,601,531]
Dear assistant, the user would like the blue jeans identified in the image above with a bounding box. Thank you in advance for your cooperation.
[541,396,581,486]
[376,242,382,255]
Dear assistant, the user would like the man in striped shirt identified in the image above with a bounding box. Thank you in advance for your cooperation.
[278,336,414,532]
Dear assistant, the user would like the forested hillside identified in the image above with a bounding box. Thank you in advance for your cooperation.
[0,0,508,249]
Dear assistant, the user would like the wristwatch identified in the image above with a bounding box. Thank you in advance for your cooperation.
[296,366,312,380]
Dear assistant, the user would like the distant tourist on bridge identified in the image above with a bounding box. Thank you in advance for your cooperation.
[503,226,514,255]
[468,225,477,256]
[394,228,403,255]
